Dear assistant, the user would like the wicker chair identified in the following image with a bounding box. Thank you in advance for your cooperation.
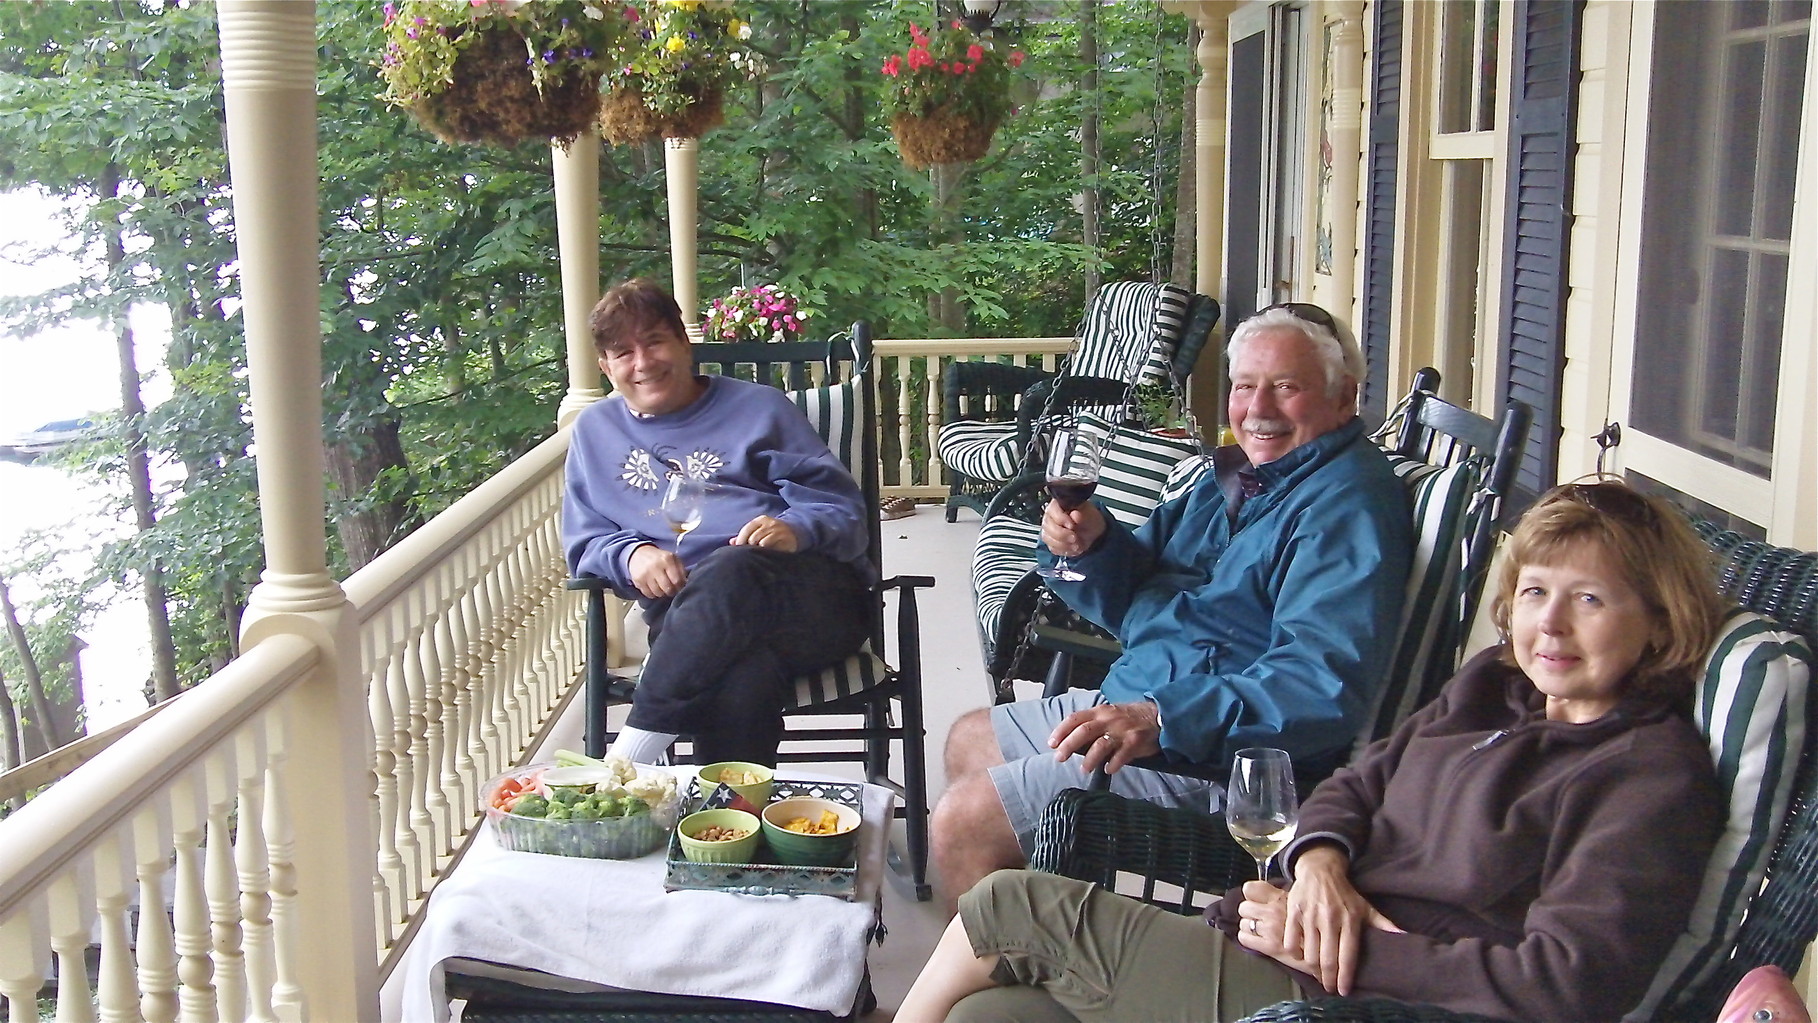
[1030,524,1818,1023]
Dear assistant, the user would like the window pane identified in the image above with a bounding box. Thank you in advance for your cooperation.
[1716,40,1765,236]
[1438,0,1475,134]
[1476,0,1500,131]
[1765,34,1807,238]
[1734,1,1773,29]
[1632,0,1803,478]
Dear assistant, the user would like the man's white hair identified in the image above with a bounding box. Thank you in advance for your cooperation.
[1225,305,1364,400]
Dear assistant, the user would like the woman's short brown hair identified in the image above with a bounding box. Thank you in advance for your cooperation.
[589,278,686,358]
[1489,480,1724,707]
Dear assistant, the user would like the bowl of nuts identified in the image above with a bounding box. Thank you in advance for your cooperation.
[676,808,762,864]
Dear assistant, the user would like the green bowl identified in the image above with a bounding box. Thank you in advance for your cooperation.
[760,797,861,867]
[677,808,762,864]
[696,761,774,808]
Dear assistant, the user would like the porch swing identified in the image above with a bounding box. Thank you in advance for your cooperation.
[935,6,1221,524]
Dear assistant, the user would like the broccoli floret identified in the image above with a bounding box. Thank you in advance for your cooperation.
[512,793,550,818]
[621,796,649,817]
[571,799,604,821]
[550,788,585,806]
[544,803,572,820]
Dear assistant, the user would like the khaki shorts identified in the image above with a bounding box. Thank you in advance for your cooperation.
[954,870,1301,1023]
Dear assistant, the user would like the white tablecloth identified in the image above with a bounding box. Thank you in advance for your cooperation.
[395,779,891,1022]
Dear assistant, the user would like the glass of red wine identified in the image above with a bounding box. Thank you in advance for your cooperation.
[1038,425,1106,582]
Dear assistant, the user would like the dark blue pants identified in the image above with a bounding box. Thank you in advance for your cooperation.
[628,545,871,765]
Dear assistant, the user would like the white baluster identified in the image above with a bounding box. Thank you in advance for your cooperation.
[232,731,277,1023]
[0,913,52,1023]
[170,776,217,1022]
[135,807,179,1023]
[95,842,138,1023]
[49,874,98,1023]
[262,726,304,1023]
[204,760,247,1023]
[366,633,403,932]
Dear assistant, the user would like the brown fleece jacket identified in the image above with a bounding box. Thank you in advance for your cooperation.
[1209,647,1721,1022]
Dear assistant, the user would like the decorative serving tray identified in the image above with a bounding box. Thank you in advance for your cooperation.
[662,778,865,899]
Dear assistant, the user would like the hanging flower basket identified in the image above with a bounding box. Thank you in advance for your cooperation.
[378,1,631,149]
[598,82,726,145]
[890,107,1002,169]
[598,2,757,146]
[412,26,603,147]
[880,20,1022,170]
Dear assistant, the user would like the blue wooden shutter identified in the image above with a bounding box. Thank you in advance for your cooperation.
[1360,0,1404,418]
[1496,0,1582,505]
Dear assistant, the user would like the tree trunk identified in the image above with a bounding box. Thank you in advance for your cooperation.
[102,165,182,703]
[1172,24,1199,288]
[0,665,21,781]
[0,572,57,759]
[1081,0,1101,302]
[325,416,417,571]
[930,163,966,332]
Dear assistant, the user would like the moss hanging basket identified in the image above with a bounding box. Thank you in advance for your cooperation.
[597,83,726,146]
[890,107,1002,169]
[411,27,603,148]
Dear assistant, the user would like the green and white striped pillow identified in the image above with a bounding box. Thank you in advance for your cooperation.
[1630,610,1815,1018]
[1075,413,1202,528]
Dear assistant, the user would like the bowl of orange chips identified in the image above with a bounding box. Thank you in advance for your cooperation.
[759,796,861,867]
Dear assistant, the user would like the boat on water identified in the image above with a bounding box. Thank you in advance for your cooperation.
[0,417,98,463]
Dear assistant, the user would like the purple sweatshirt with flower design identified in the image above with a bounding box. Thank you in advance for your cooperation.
[562,375,869,599]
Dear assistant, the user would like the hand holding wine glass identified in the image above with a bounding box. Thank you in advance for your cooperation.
[1038,425,1106,582]
[660,472,708,545]
[1227,747,1299,882]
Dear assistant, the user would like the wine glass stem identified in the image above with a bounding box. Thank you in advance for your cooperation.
[1256,856,1269,882]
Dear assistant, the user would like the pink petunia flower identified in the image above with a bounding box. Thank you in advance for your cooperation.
[967,43,984,62]
[1009,50,1025,67]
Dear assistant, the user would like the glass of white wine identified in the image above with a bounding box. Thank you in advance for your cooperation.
[1226,747,1299,882]
[660,473,707,544]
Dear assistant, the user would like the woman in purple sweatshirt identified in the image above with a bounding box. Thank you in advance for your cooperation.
[562,280,870,766]
[902,481,1725,1022]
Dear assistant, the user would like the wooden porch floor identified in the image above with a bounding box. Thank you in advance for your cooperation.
[383,502,1001,1021]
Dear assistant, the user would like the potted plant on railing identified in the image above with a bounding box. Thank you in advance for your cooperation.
[597,0,760,146]
[880,19,1023,169]
[378,0,630,147]
[702,284,815,344]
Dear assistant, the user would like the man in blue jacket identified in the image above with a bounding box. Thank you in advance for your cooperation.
[563,279,871,766]
[932,303,1413,908]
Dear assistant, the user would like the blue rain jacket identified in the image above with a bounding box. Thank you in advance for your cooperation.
[1047,419,1412,767]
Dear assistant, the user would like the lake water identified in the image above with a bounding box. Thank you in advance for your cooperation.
[3,188,172,732]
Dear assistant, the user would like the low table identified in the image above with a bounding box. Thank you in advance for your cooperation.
[396,777,893,1022]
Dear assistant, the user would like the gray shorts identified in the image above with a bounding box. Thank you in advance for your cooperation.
[953,869,1301,1022]
[988,690,1223,854]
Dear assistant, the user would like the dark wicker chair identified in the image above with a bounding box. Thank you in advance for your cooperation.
[1031,523,1818,1023]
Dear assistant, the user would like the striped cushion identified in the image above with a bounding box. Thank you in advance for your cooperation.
[937,419,1025,484]
[1162,453,1216,502]
[1076,413,1202,528]
[1069,281,1191,389]
[1632,610,1816,1017]
[790,642,889,707]
[1352,454,1483,754]
[784,375,891,706]
[973,515,1043,643]
[787,376,864,475]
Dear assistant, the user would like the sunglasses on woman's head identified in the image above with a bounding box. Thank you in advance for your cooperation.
[1562,481,1659,525]
[1257,302,1339,333]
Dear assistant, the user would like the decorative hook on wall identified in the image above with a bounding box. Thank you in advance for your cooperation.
[1594,421,1623,477]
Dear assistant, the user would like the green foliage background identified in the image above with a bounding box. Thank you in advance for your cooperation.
[0,0,1193,713]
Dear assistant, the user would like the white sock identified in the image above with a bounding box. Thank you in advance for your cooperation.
[609,726,677,766]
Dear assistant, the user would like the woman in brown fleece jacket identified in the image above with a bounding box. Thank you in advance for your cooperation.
[902,481,1725,1023]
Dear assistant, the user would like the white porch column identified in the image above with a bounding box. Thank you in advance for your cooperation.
[664,137,702,338]
[1166,1,1234,430]
[1325,2,1365,320]
[554,133,605,428]
[215,3,378,1019]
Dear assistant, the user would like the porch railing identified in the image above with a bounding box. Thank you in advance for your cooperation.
[0,335,1065,1019]
[873,337,1072,500]
[0,430,580,1020]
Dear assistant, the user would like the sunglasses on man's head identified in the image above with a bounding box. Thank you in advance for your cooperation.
[1256,302,1339,333]
[1561,481,1660,526]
